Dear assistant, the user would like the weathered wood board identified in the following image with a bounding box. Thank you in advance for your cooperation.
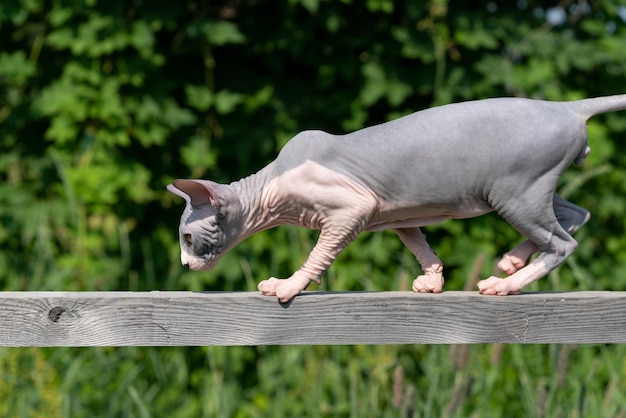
[0,291,624,346]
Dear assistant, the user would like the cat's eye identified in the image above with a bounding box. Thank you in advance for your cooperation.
[183,233,193,246]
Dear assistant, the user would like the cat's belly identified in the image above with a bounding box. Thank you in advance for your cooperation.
[365,197,493,232]
[365,216,451,231]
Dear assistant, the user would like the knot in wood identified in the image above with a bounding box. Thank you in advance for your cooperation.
[48,306,67,323]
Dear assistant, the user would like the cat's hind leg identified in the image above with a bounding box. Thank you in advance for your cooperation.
[394,227,444,293]
[497,194,589,274]
[479,188,580,295]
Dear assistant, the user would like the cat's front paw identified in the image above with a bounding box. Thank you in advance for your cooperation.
[412,272,444,293]
[477,276,521,296]
[258,277,304,303]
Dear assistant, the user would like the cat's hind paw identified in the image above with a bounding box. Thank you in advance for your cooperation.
[477,276,521,296]
[497,254,528,275]
[498,240,537,274]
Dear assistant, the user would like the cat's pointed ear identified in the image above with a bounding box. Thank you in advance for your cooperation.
[167,179,225,208]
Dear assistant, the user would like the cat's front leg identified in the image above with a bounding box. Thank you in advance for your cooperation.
[258,222,362,302]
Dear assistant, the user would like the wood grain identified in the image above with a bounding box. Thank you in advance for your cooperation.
[0,291,624,346]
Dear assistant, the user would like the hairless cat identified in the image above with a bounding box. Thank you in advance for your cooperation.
[168,95,626,302]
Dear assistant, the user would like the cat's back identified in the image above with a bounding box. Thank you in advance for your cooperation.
[269,97,579,203]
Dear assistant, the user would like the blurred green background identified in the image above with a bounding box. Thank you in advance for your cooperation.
[2,0,626,416]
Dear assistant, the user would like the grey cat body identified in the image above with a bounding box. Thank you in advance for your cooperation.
[168,95,626,302]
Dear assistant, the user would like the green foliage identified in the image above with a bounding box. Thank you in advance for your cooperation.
[1,0,626,416]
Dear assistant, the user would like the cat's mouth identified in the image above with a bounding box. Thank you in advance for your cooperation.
[181,251,218,271]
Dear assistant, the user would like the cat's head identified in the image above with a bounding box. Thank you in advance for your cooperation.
[167,179,243,271]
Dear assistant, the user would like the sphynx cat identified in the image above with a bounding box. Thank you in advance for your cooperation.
[168,95,626,302]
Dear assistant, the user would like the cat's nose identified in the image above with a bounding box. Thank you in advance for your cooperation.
[181,252,191,268]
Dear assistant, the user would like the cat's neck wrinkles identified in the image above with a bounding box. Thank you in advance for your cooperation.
[229,163,300,236]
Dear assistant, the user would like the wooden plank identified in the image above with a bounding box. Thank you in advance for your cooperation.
[0,291,625,346]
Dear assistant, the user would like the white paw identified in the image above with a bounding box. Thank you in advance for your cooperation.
[477,276,521,296]
[258,277,304,303]
[412,272,444,293]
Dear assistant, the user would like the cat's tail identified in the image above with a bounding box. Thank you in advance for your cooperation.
[567,94,626,120]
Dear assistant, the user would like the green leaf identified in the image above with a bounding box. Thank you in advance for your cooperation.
[244,85,274,111]
[185,85,213,111]
[288,0,321,13]
[45,114,79,144]
[46,27,74,49]
[94,79,126,121]
[180,134,218,177]
[455,28,499,50]
[0,51,36,85]
[386,79,413,107]
[194,21,246,45]
[162,100,196,129]
[133,96,162,124]
[366,0,394,13]
[215,90,243,114]
[34,77,90,121]
[47,7,72,27]
[359,61,386,106]
[129,20,156,53]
